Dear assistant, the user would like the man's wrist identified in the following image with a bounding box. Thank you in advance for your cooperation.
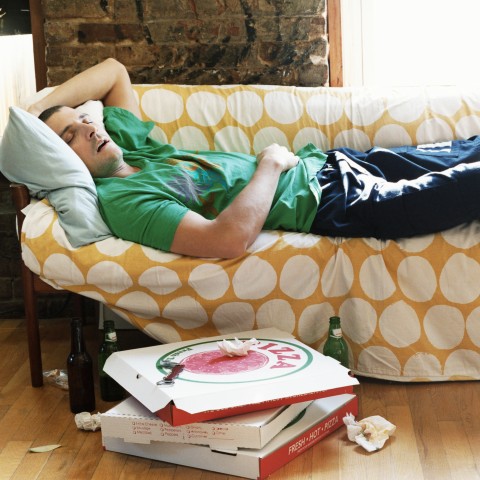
[27,104,42,117]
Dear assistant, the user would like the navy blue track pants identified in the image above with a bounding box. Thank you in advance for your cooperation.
[309,137,480,239]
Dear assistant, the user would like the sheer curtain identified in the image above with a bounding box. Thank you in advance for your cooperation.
[340,0,480,87]
[0,34,36,135]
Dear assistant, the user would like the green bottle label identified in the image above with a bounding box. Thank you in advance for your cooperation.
[330,328,343,338]
[106,332,117,342]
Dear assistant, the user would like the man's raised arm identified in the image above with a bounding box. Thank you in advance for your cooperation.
[27,58,141,119]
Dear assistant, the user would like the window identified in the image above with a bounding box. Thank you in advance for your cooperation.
[0,34,36,135]
[0,2,36,135]
[341,0,480,86]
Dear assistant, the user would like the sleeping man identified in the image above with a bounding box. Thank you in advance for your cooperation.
[28,58,480,259]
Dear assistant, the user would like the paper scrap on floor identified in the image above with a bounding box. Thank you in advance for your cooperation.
[343,414,396,452]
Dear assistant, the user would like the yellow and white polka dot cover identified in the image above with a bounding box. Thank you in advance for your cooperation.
[22,84,480,382]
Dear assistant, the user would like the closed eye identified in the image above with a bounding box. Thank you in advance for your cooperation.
[62,127,74,144]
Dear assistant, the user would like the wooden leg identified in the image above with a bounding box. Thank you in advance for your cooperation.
[21,266,43,387]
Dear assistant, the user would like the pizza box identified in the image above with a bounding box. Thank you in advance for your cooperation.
[103,393,358,480]
[101,395,313,450]
[103,328,359,426]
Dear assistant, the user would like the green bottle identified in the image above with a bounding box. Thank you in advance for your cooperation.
[98,320,125,402]
[323,316,349,368]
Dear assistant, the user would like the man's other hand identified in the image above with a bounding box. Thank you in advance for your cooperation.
[257,143,300,172]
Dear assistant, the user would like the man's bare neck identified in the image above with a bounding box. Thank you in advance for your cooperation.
[109,162,140,178]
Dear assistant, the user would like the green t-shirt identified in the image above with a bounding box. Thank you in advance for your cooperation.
[95,107,327,252]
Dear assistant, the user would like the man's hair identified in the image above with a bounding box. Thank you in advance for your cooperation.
[38,105,64,123]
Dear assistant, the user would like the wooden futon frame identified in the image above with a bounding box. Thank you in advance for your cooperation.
[1,172,85,387]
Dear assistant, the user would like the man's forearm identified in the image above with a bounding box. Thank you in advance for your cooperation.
[170,144,300,258]
[28,58,140,118]
[214,160,283,253]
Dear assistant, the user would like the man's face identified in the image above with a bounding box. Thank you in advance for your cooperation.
[45,106,123,177]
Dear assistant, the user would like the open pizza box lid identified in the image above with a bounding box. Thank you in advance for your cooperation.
[104,328,358,426]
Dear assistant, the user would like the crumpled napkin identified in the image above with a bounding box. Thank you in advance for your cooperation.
[74,412,101,431]
[343,413,396,452]
[217,337,258,357]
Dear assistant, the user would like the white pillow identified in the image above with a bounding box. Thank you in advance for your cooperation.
[0,106,112,247]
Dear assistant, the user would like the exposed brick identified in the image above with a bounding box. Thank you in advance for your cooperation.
[136,65,300,86]
[222,0,246,15]
[12,276,23,299]
[0,190,14,215]
[148,18,247,44]
[144,0,198,20]
[0,278,12,300]
[238,0,277,17]
[78,23,146,43]
[298,62,329,86]
[274,0,325,16]
[258,38,327,66]
[115,45,161,68]
[278,16,326,41]
[43,0,111,19]
[180,0,229,16]
[254,15,327,43]
[257,41,298,66]
[46,45,116,68]
[113,0,141,22]
[231,0,324,17]
[44,20,78,44]
[0,260,20,279]
[42,0,328,88]
[0,301,24,318]
[0,214,16,236]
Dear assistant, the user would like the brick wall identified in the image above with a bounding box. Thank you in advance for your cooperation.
[1,0,330,318]
[0,185,24,318]
[44,0,329,86]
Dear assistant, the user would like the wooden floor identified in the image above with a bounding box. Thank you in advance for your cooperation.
[0,317,479,480]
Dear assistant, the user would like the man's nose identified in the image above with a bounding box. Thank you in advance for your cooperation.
[85,122,98,138]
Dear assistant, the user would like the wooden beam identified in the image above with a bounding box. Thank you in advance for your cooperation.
[327,0,343,87]
[28,0,47,91]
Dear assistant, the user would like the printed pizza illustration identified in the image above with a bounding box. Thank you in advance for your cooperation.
[156,338,313,384]
[182,350,269,374]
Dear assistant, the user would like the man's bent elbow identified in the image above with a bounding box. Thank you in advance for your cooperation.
[223,243,248,259]
[220,235,253,259]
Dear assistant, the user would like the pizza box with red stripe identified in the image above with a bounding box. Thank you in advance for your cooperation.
[103,328,358,426]
[101,395,313,450]
[102,393,358,480]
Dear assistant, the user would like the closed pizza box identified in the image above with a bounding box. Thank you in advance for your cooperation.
[104,328,359,426]
[101,395,313,450]
[103,394,358,480]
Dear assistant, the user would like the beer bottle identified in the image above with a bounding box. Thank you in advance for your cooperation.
[323,316,349,368]
[98,320,125,402]
[67,317,96,413]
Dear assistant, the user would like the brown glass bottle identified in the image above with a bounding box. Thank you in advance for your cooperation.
[67,317,96,413]
[98,320,125,402]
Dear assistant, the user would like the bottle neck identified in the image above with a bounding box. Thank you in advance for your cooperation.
[70,319,85,354]
[103,321,117,343]
[328,317,342,337]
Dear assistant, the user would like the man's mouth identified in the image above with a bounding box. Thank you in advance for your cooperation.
[97,139,109,152]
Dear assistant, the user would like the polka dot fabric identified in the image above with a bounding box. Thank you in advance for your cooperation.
[22,84,480,382]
